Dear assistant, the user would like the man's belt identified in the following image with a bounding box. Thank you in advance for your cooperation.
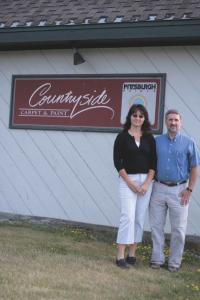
[155,179,187,187]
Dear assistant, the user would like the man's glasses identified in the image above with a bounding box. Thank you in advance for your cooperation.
[132,114,144,119]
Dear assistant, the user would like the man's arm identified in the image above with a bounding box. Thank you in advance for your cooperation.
[181,166,199,205]
[187,166,199,192]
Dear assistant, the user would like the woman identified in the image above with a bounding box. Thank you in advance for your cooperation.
[113,104,156,268]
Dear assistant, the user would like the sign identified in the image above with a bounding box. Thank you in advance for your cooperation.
[10,74,166,133]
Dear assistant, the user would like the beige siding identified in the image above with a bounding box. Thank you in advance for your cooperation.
[0,46,199,235]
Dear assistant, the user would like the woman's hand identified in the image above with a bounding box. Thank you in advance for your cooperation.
[138,183,149,196]
[127,180,140,193]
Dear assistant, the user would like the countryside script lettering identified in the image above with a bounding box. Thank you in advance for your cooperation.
[28,83,115,119]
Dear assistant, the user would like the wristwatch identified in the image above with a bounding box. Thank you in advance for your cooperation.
[186,187,192,193]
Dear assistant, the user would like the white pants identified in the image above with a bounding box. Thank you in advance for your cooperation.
[117,174,153,244]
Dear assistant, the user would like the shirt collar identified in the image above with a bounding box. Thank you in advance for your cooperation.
[166,132,180,141]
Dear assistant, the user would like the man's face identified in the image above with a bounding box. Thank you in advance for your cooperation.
[165,113,181,135]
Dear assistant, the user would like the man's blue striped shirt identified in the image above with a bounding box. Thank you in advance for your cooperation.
[155,133,200,182]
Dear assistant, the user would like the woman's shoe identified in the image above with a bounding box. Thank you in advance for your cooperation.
[126,255,136,266]
[116,258,130,269]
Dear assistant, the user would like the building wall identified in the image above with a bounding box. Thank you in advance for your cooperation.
[0,46,200,235]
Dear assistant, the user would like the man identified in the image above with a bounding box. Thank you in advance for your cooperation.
[149,109,200,272]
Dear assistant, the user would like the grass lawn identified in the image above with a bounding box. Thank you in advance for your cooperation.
[0,221,200,300]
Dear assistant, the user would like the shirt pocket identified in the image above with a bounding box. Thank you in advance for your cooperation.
[175,151,187,177]
[175,150,185,166]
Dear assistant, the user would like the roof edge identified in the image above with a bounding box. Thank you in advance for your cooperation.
[1,19,200,50]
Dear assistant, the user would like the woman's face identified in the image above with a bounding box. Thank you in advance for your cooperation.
[130,109,145,128]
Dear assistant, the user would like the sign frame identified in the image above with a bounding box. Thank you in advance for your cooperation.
[9,74,166,134]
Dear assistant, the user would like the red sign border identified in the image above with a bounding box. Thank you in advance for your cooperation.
[9,74,166,134]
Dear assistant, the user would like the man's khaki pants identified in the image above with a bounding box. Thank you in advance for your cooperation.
[149,181,188,268]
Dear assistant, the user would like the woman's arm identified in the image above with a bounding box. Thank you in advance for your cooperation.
[139,135,156,195]
[119,169,141,193]
[113,133,124,172]
[139,169,155,195]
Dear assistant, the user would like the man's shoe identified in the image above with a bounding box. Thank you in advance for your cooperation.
[116,258,130,269]
[126,255,136,266]
[150,263,161,269]
[168,266,179,273]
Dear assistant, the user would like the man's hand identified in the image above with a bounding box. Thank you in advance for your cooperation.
[180,189,191,206]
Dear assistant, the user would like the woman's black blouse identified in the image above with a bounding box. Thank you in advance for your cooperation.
[113,131,157,174]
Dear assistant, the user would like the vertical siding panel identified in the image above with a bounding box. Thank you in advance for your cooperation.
[83,132,119,207]
[46,131,114,225]
[187,201,200,235]
[13,130,85,221]
[0,101,69,219]
[64,131,119,225]
[0,164,29,215]
[30,130,103,223]
[0,170,16,213]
